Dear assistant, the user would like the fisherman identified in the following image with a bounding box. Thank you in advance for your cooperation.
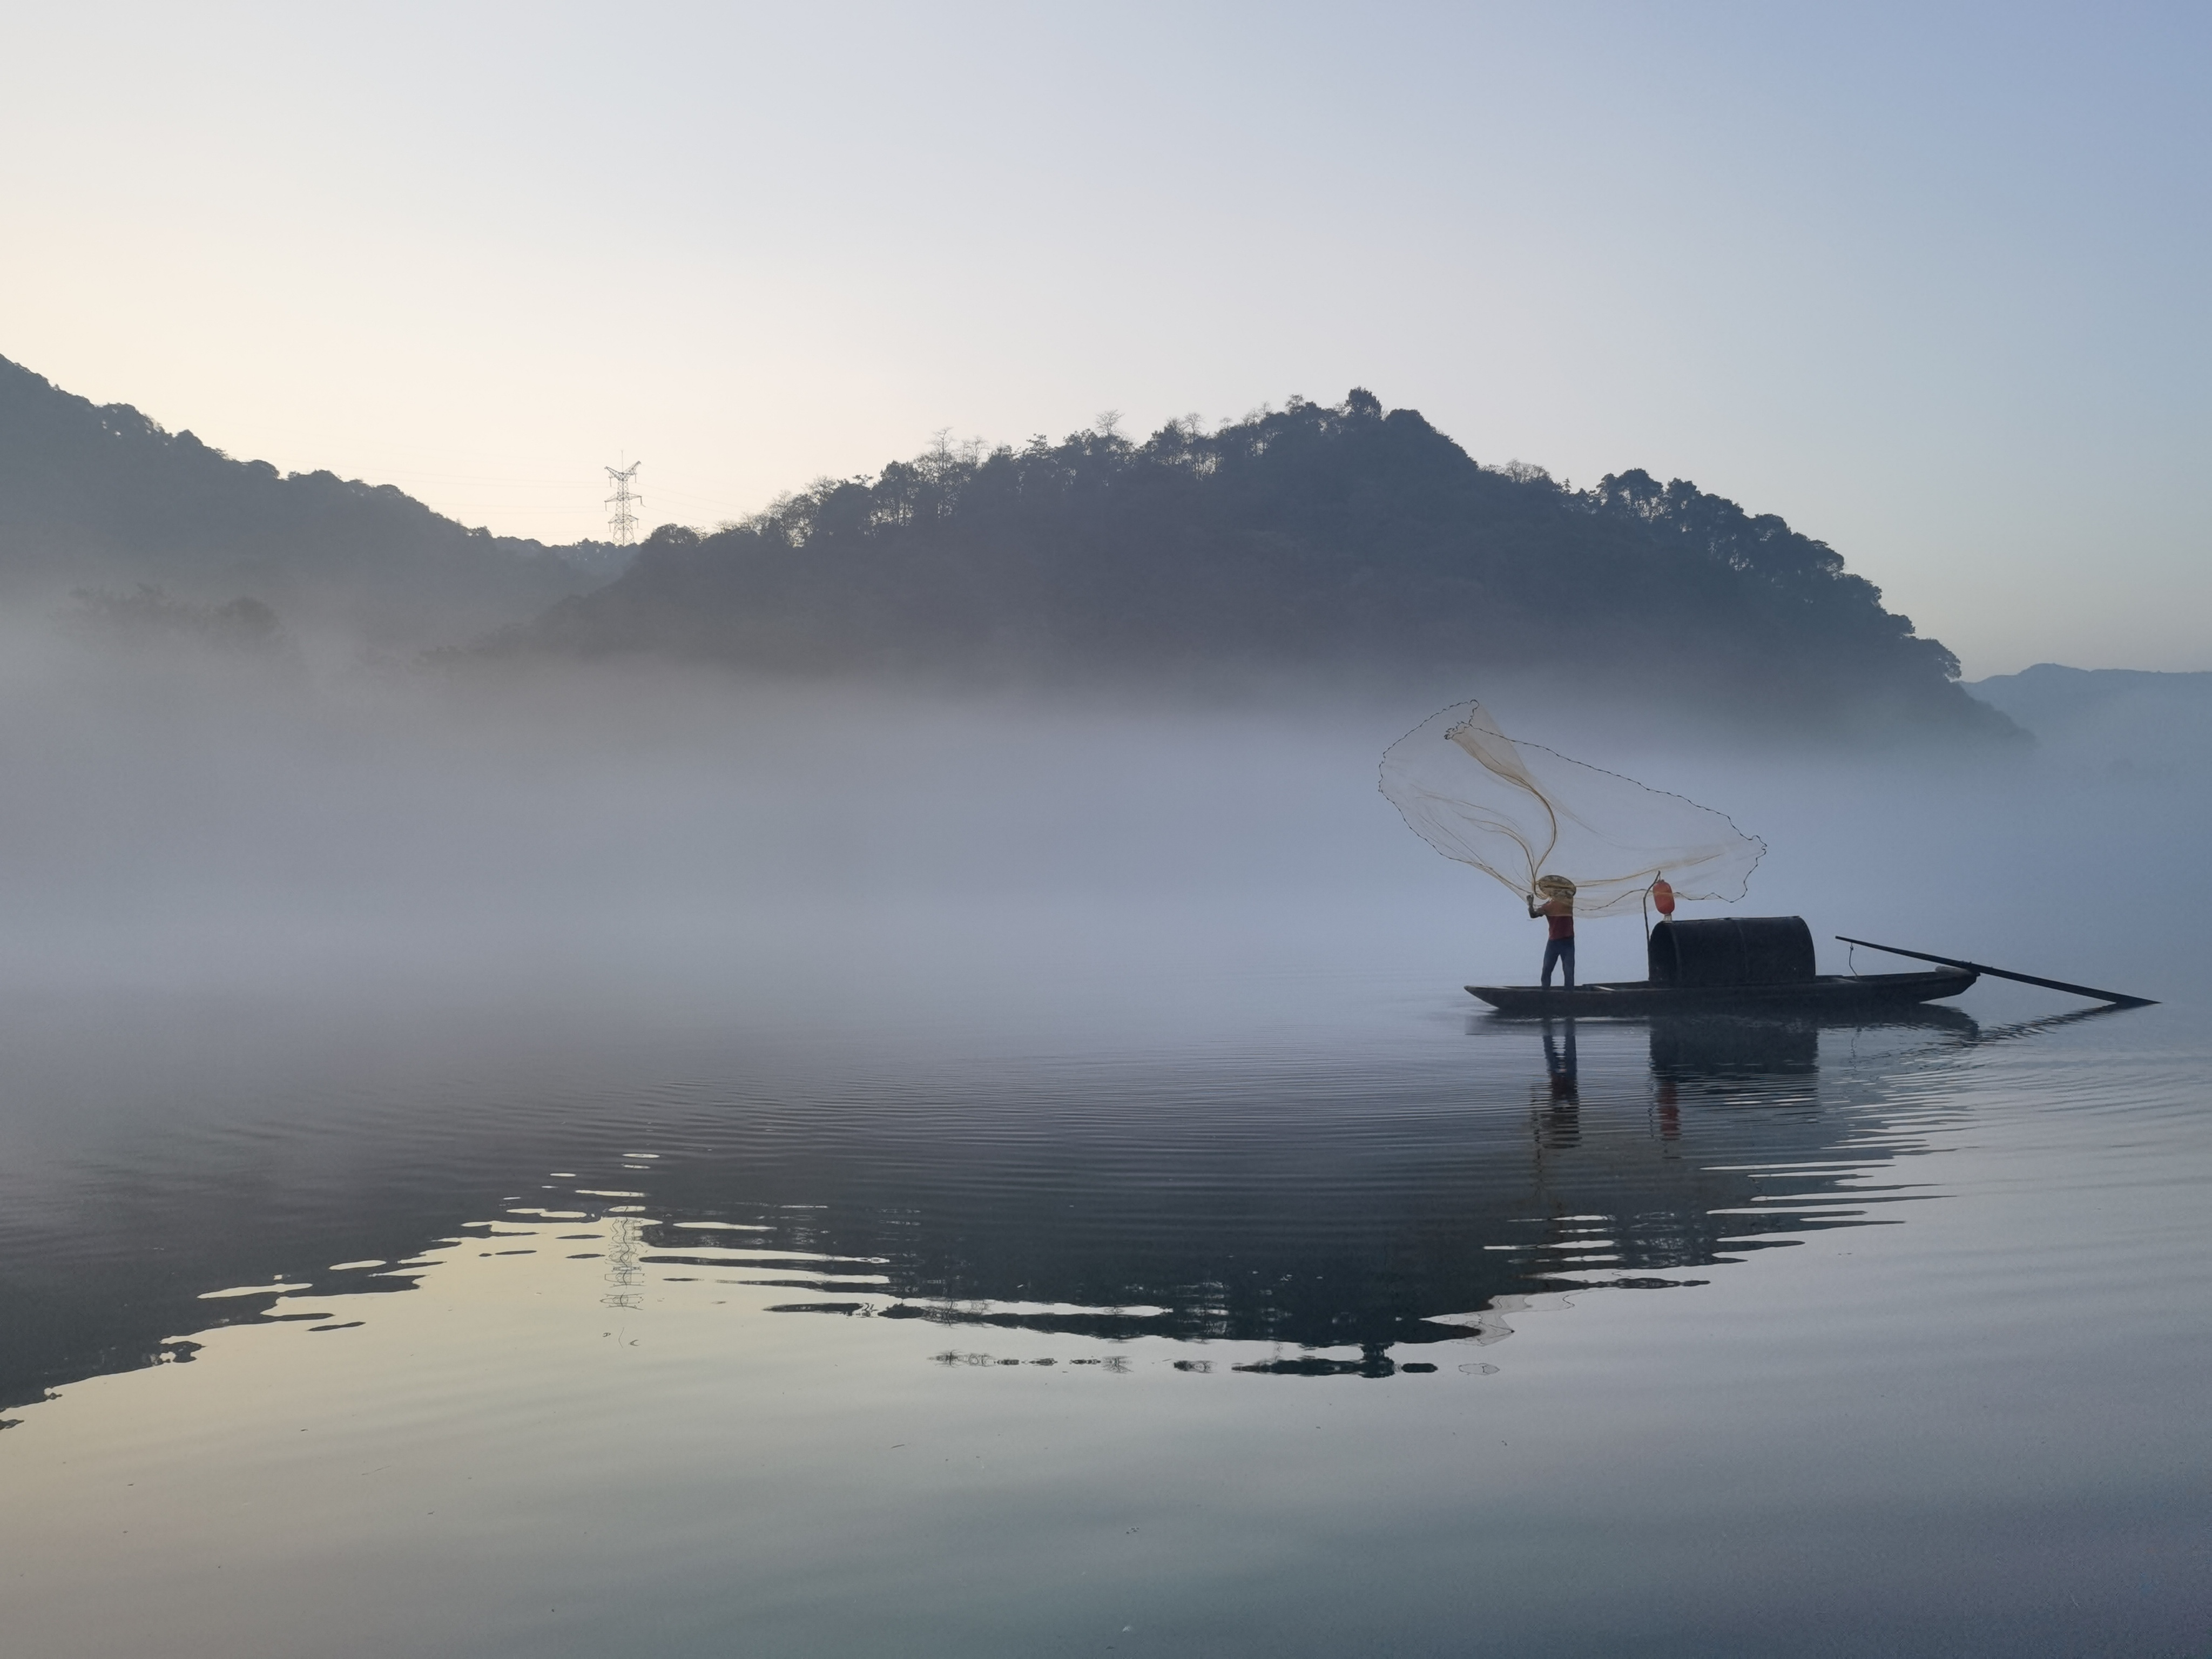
[1529,874,1576,989]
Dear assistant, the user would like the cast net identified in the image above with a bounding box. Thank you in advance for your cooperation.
[1378,700,1764,920]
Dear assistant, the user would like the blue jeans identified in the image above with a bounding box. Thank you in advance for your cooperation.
[1542,938,1576,989]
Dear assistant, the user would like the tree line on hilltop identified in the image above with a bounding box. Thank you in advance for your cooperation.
[515,389,2012,737]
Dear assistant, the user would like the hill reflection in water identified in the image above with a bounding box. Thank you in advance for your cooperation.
[610,1009,1975,1373]
[0,991,1990,1410]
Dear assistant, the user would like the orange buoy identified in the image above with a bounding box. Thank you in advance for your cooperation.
[1650,876,1676,917]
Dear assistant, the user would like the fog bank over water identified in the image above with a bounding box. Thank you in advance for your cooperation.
[0,616,2195,1016]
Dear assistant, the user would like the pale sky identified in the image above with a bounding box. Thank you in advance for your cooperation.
[2,2,2204,675]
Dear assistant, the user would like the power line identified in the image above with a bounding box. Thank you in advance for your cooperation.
[604,460,643,545]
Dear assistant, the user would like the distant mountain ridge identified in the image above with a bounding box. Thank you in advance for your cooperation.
[512,390,2015,739]
[0,358,2025,739]
[1968,663,2212,765]
[0,354,604,646]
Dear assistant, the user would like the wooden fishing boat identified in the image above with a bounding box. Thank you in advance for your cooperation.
[1466,966,1976,1018]
[1468,915,1977,1017]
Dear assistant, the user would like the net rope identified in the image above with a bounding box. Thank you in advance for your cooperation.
[1379,700,1765,921]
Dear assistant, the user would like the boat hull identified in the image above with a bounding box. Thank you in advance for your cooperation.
[1465,968,1977,1017]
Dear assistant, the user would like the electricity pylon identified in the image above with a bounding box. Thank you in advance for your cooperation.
[604,461,643,545]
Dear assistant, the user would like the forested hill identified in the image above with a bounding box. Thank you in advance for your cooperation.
[514,390,2012,738]
[0,355,599,646]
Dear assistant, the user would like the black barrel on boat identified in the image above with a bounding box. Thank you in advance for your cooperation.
[1648,917,1816,987]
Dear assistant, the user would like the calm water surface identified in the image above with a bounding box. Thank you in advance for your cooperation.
[0,936,2206,1657]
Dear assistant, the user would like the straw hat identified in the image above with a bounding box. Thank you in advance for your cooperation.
[1535,874,1577,896]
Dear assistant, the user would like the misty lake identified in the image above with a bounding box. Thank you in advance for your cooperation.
[0,680,2206,1657]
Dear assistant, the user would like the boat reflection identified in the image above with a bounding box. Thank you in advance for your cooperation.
[1650,1007,1974,1081]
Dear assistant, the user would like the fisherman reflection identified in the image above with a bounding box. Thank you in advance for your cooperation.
[1538,1017,1581,1148]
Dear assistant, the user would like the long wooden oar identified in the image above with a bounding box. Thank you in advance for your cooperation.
[1835,936,2157,1008]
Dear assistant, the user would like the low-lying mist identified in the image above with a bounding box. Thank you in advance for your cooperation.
[1,609,2199,1042]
